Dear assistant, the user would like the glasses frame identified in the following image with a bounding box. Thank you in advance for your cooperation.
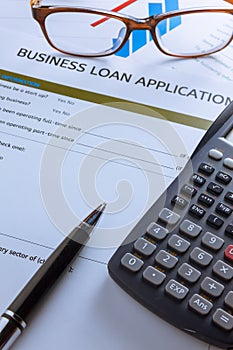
[30,0,233,58]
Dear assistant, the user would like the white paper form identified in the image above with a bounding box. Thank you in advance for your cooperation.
[1,0,233,82]
[0,1,232,349]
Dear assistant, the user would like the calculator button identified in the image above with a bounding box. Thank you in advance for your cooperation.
[225,224,233,238]
[147,222,168,240]
[224,191,233,204]
[155,250,178,269]
[213,309,233,331]
[212,260,233,281]
[189,294,213,315]
[181,184,197,197]
[198,193,214,207]
[207,182,223,196]
[168,234,190,253]
[178,263,201,283]
[165,279,189,300]
[206,214,224,229]
[143,266,166,286]
[171,195,188,209]
[158,208,180,226]
[201,232,224,251]
[223,157,233,170]
[225,291,233,309]
[198,163,215,176]
[179,220,202,238]
[134,238,156,256]
[224,245,233,263]
[190,247,213,267]
[215,171,232,185]
[121,253,144,272]
[200,277,224,297]
[191,173,206,187]
[189,204,206,219]
[208,149,223,160]
[215,202,232,217]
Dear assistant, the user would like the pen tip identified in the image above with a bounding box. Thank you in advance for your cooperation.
[82,203,107,230]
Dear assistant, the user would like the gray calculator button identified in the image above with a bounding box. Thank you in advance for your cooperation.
[208,149,223,160]
[143,266,166,286]
[225,291,233,309]
[179,220,202,238]
[213,260,233,281]
[147,222,168,240]
[201,277,224,297]
[189,294,213,315]
[190,247,213,267]
[155,250,178,269]
[223,157,233,170]
[178,263,201,283]
[121,253,143,272]
[213,309,233,331]
[134,238,156,256]
[168,234,190,253]
[201,232,224,251]
[158,208,180,226]
[165,279,189,300]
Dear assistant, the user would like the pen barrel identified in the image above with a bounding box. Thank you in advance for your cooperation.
[7,227,89,324]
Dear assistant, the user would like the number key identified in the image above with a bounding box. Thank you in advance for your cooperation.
[190,247,213,267]
[178,263,201,283]
[168,234,190,253]
[201,232,224,251]
[121,253,144,272]
[134,238,156,256]
[155,250,178,269]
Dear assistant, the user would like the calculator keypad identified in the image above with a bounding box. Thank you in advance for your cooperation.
[116,143,233,344]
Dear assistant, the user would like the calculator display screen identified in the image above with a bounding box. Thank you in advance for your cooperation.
[225,128,233,144]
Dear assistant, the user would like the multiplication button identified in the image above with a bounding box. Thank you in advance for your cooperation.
[212,260,233,281]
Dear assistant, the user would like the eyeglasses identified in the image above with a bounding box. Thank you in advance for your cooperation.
[30,0,233,58]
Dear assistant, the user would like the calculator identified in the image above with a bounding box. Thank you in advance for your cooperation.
[108,102,233,349]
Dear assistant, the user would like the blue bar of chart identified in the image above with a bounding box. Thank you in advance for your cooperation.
[114,0,181,57]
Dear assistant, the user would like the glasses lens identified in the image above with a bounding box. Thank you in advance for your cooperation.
[45,11,127,56]
[155,11,233,57]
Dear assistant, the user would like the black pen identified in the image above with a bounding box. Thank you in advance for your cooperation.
[0,203,106,350]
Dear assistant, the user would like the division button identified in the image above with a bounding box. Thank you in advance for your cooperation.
[179,219,202,238]
[147,222,168,240]
[213,309,233,331]
[189,294,213,315]
[208,149,223,160]
[198,163,215,175]
[121,253,144,272]
[165,279,189,300]
[134,238,156,256]
[178,263,201,283]
[223,157,233,170]
[143,266,166,286]
[200,277,224,297]
[158,208,180,226]
[212,260,233,281]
